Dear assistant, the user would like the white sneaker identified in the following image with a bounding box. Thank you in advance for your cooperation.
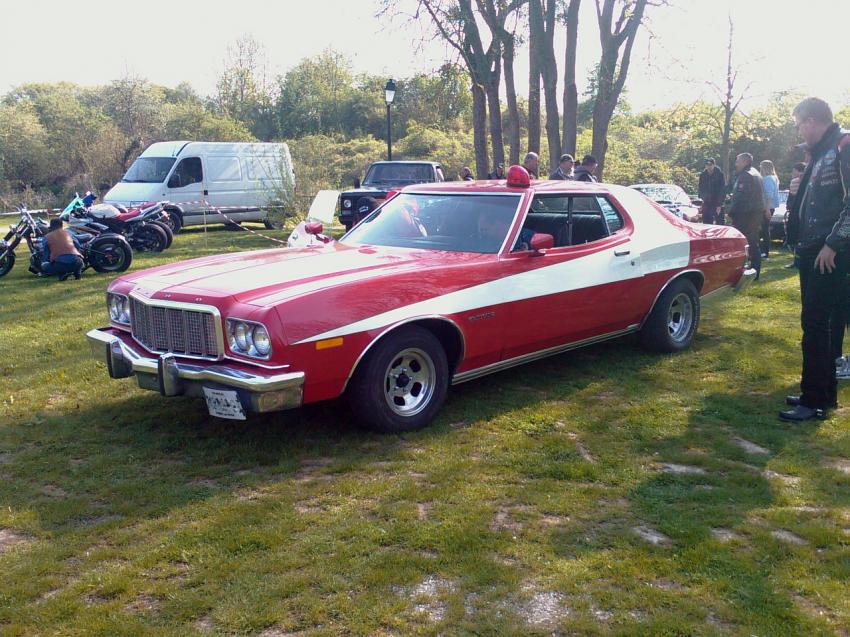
[837,357,850,381]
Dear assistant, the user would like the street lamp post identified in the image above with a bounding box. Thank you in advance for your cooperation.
[384,79,396,161]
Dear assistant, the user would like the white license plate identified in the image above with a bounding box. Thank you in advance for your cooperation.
[203,388,246,420]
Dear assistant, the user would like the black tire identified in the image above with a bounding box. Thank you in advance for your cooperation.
[88,236,132,273]
[150,221,174,249]
[131,223,169,252]
[224,221,242,231]
[263,217,284,230]
[640,278,700,352]
[347,326,449,433]
[163,210,183,234]
[0,249,15,278]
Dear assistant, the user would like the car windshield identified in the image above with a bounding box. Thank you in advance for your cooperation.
[363,164,434,186]
[633,185,688,205]
[343,193,521,253]
[122,157,177,183]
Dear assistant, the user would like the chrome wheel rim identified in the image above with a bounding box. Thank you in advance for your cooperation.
[383,348,436,417]
[667,292,694,343]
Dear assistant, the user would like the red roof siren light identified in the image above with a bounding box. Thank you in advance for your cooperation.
[506,164,531,188]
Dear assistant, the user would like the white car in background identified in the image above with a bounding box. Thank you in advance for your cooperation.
[629,183,702,222]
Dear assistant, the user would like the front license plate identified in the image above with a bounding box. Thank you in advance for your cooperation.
[203,388,246,420]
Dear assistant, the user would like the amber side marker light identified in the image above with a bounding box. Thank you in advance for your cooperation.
[316,337,344,350]
[506,164,531,188]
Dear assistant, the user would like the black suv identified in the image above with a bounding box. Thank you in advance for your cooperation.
[338,161,445,231]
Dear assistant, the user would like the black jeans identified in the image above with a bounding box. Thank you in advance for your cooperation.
[760,211,772,256]
[798,250,850,408]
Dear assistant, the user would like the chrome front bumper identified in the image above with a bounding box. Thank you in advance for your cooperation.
[733,267,757,293]
[86,328,304,414]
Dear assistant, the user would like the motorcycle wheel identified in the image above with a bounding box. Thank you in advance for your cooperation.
[150,221,174,249]
[88,236,132,273]
[164,211,182,234]
[0,249,15,277]
[132,223,169,253]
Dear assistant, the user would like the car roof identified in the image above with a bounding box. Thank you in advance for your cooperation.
[369,161,441,166]
[403,179,611,195]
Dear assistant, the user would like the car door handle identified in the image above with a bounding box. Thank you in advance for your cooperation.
[614,249,631,256]
[203,189,209,196]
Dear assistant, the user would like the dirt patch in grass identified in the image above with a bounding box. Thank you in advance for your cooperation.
[659,463,706,475]
[194,615,215,633]
[762,470,802,487]
[770,529,807,545]
[188,477,218,488]
[416,502,431,521]
[824,458,850,475]
[490,508,524,534]
[511,583,571,628]
[397,575,456,623]
[731,436,771,455]
[0,528,31,554]
[41,484,69,497]
[567,432,596,464]
[258,628,305,637]
[710,528,742,542]
[124,593,160,613]
[632,525,671,546]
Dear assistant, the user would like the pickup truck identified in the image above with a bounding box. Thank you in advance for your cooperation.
[338,161,444,231]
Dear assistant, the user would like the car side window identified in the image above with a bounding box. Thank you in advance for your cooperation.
[521,195,571,248]
[569,196,608,244]
[596,197,624,233]
[436,167,445,182]
[168,157,203,189]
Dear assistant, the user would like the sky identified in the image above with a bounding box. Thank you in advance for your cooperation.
[2,0,848,114]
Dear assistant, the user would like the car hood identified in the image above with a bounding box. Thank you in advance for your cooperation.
[122,242,488,306]
[104,181,164,205]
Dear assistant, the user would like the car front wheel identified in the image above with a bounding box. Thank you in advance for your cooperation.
[640,278,700,352]
[348,326,449,433]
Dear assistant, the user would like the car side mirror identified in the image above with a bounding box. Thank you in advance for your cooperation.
[529,232,554,254]
[353,177,361,189]
[305,221,323,235]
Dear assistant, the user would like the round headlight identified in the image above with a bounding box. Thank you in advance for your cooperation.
[120,297,131,323]
[343,199,352,208]
[252,325,271,356]
[234,322,251,351]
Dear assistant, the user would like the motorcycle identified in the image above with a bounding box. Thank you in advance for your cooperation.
[62,193,173,252]
[0,206,133,278]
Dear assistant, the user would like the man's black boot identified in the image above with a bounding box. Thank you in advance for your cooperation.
[779,405,827,421]
[785,395,838,409]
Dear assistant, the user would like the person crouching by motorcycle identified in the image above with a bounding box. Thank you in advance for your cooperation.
[41,218,84,281]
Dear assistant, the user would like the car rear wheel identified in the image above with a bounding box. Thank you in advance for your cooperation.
[348,326,448,433]
[640,278,700,352]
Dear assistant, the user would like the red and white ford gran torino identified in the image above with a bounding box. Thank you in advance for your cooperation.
[87,166,754,432]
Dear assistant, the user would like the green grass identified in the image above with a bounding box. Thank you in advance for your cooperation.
[0,230,848,636]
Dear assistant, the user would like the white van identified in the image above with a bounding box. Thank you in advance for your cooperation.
[104,141,294,230]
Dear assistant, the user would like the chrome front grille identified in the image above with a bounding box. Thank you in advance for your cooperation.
[130,296,221,359]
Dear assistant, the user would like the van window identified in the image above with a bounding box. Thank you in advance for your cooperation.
[168,157,203,188]
[245,156,282,181]
[206,156,242,182]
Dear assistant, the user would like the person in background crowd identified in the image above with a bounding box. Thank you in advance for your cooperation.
[549,154,575,180]
[40,218,83,281]
[728,152,766,280]
[759,159,780,258]
[784,161,807,269]
[523,152,539,179]
[459,166,474,181]
[779,97,850,421]
[697,158,726,224]
[487,163,505,180]
[574,155,598,182]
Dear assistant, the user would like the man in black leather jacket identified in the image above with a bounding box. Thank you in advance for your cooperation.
[698,158,726,224]
[728,153,765,278]
[780,97,850,421]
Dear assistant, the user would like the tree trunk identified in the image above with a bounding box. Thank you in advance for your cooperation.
[471,82,489,179]
[486,53,505,172]
[539,0,560,171]
[561,0,581,157]
[527,0,542,155]
[591,97,614,179]
[503,37,521,165]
